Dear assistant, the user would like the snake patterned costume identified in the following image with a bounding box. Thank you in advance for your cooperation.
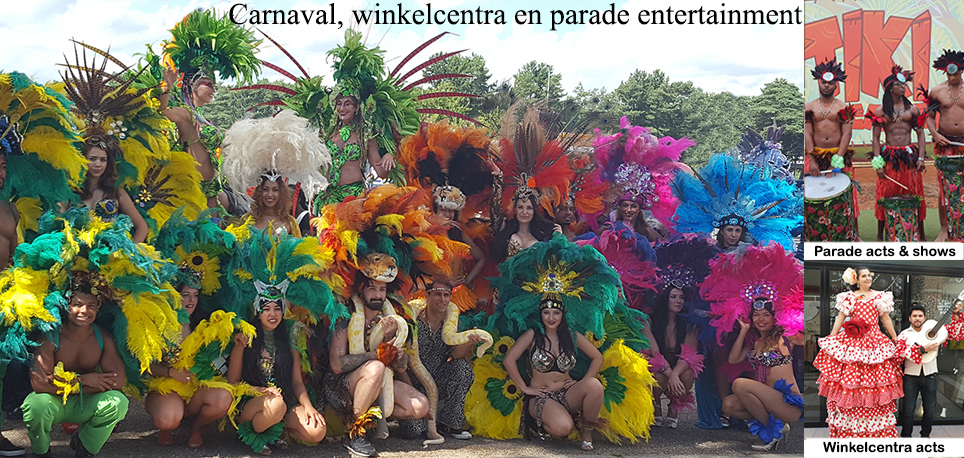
[406,298,493,445]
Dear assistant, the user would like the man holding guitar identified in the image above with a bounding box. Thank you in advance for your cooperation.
[897,301,964,437]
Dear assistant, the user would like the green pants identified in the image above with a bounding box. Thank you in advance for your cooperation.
[22,390,129,454]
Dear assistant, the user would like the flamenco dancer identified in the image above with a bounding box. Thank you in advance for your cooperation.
[868,66,927,241]
[919,50,964,241]
[813,267,901,437]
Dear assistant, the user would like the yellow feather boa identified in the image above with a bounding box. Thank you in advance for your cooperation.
[52,362,80,404]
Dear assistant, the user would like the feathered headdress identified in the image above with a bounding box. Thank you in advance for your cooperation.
[671,153,802,251]
[575,222,658,311]
[497,103,592,216]
[490,232,646,342]
[933,49,964,74]
[312,185,471,299]
[883,65,914,92]
[0,72,87,208]
[595,116,694,227]
[398,121,495,212]
[811,58,847,82]
[59,41,206,235]
[242,29,481,183]
[653,236,717,295]
[0,208,182,389]
[702,243,803,343]
[564,146,609,216]
[164,9,261,86]
[733,122,793,183]
[221,109,331,205]
[223,229,342,325]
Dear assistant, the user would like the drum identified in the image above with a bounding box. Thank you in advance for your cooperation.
[935,155,964,240]
[878,196,922,242]
[804,174,857,241]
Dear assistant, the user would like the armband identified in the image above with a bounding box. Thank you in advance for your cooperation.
[872,156,885,170]
[830,155,845,169]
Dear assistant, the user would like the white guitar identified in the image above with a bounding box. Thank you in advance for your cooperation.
[906,305,957,364]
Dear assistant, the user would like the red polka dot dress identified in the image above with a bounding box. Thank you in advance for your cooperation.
[813,291,901,437]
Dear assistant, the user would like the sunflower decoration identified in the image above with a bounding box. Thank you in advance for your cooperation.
[152,208,236,297]
[0,72,87,210]
[0,208,182,393]
[489,335,515,364]
[465,354,522,439]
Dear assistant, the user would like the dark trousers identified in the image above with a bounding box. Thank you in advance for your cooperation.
[901,373,937,437]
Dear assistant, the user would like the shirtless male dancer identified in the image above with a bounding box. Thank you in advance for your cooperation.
[869,66,927,241]
[921,50,964,241]
[805,58,859,239]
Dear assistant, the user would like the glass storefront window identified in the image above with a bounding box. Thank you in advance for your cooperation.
[908,274,964,423]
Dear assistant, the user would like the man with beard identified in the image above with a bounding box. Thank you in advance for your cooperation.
[869,66,927,241]
[326,271,428,457]
[553,201,578,241]
[895,303,957,437]
[920,50,964,241]
[805,58,859,239]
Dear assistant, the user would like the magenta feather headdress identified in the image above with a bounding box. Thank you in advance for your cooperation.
[575,221,658,310]
[702,243,803,344]
[594,116,694,227]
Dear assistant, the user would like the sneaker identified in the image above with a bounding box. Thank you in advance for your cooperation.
[438,424,471,440]
[0,437,24,457]
[69,432,94,458]
[345,435,377,457]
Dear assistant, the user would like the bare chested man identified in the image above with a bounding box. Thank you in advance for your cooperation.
[805,59,859,238]
[21,274,128,457]
[325,275,428,457]
[869,66,927,241]
[921,50,964,241]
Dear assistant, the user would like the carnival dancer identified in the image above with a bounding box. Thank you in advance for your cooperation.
[144,211,255,449]
[237,29,483,210]
[7,208,184,457]
[868,66,927,241]
[473,233,655,445]
[647,285,701,429]
[0,156,22,456]
[491,104,584,261]
[221,109,331,236]
[813,267,900,437]
[72,135,148,241]
[161,9,261,210]
[595,116,694,241]
[805,59,857,179]
[702,243,803,449]
[315,185,470,455]
[397,121,497,310]
[23,274,129,458]
[398,278,489,441]
[919,50,964,241]
[723,304,801,451]
[218,229,342,454]
[672,153,801,252]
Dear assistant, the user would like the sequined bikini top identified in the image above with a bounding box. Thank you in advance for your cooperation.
[530,345,577,374]
[507,238,524,259]
[198,124,224,162]
[747,348,792,369]
[327,139,362,186]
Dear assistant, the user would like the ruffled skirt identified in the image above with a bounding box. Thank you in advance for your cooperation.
[813,327,901,437]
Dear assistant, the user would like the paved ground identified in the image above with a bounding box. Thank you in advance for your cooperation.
[0,400,803,457]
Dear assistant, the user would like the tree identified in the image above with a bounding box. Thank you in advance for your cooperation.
[748,78,804,161]
[512,61,565,103]
[202,79,288,130]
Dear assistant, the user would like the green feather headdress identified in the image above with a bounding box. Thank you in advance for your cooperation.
[164,9,262,85]
[489,233,647,346]
[0,208,182,394]
[153,208,237,296]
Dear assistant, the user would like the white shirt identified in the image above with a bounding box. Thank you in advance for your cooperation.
[898,326,938,376]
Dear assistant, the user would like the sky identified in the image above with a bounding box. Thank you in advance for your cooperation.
[2,0,802,96]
